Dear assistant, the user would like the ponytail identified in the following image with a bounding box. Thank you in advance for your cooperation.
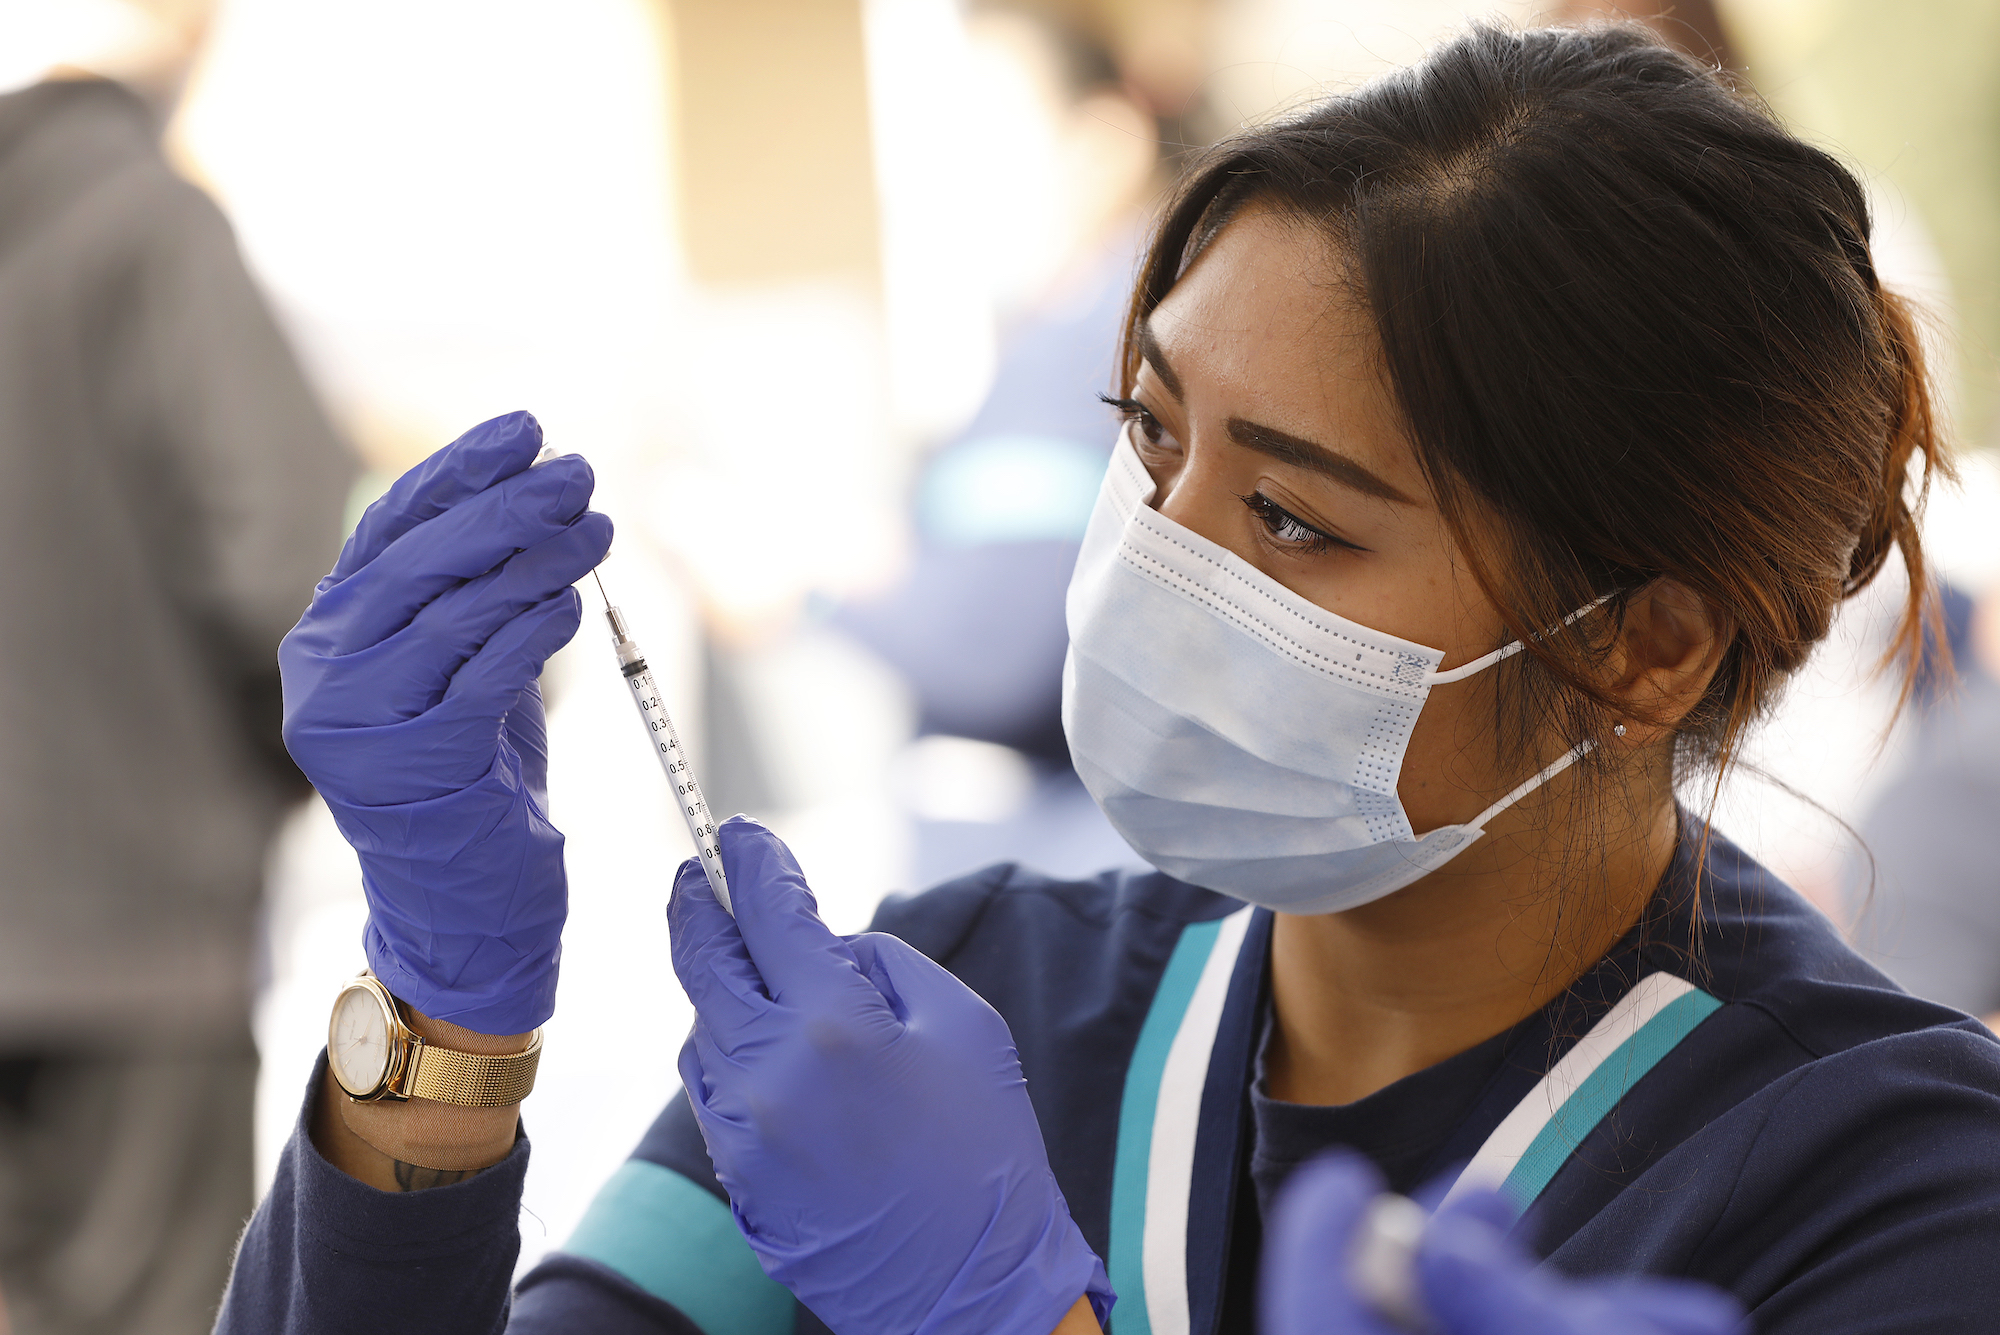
[1856,288,1955,709]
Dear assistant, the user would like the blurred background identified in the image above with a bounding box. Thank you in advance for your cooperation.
[2,0,1998,1327]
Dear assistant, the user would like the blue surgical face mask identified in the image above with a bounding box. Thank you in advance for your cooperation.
[1062,427,1593,915]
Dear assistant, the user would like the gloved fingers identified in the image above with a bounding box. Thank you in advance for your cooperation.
[1260,1151,1399,1335]
[719,817,895,1018]
[1416,1209,1569,1335]
[440,586,584,715]
[299,515,612,727]
[1428,1178,1519,1237]
[845,932,1015,1042]
[676,1031,709,1110]
[392,511,612,693]
[843,933,911,1019]
[312,455,596,655]
[505,677,552,797]
[669,855,775,1042]
[329,411,545,584]
[677,1028,751,1135]
[300,591,578,803]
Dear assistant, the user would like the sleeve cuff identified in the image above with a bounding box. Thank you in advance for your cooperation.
[288,1049,532,1265]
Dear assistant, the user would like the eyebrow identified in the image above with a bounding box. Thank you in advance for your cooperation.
[1137,318,1417,507]
[1136,322,1184,401]
[1227,419,1417,506]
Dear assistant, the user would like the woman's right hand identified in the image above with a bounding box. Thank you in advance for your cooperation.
[280,410,612,1037]
[669,816,1114,1335]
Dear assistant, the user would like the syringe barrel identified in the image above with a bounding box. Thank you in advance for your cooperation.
[605,620,732,914]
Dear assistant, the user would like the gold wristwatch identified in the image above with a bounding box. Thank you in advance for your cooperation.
[326,972,542,1107]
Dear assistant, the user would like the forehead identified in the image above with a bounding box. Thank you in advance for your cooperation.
[1147,207,1403,443]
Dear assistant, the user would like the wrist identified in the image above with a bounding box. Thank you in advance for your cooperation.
[313,1007,532,1190]
[1051,1295,1101,1334]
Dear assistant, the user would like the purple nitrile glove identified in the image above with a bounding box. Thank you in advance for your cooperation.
[669,815,1114,1335]
[1263,1152,1748,1335]
[280,410,612,1034]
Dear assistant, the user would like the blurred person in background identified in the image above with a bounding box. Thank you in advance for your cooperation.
[833,2,1167,884]
[0,2,353,1332]
[1844,587,2000,1029]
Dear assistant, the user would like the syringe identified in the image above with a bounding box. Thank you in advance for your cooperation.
[592,572,733,915]
[1348,1191,1429,1331]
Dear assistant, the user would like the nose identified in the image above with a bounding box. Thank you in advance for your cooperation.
[1153,440,1256,565]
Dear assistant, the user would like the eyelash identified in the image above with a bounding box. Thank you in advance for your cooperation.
[1099,394,1363,556]
[1238,492,1362,554]
[1099,394,1166,444]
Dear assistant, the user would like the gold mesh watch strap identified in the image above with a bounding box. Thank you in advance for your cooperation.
[403,1031,543,1107]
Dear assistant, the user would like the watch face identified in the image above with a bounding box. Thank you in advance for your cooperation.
[329,984,392,1095]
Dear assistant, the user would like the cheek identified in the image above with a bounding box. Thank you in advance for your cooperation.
[1269,500,1477,648]
[1394,675,1505,831]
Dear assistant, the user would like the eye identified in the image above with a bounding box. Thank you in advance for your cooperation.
[1099,394,1167,446]
[1238,491,1365,555]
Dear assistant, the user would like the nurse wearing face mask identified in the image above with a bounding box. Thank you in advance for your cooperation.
[218,21,2000,1335]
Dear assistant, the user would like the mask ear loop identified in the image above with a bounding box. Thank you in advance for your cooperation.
[1462,739,1595,833]
[1418,591,1619,830]
[1419,592,1618,687]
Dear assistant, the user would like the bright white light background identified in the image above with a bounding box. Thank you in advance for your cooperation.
[176,0,708,1270]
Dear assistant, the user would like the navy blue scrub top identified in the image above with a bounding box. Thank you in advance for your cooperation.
[218,816,2000,1334]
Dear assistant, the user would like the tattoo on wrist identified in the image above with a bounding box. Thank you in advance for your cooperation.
[391,1159,481,1192]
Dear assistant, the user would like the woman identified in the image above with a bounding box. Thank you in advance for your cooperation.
[220,22,1999,1335]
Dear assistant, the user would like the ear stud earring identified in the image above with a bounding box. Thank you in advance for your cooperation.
[1613,723,1628,738]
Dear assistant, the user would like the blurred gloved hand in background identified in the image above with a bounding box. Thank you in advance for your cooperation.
[1262,1152,1748,1335]
[670,816,1113,1335]
[280,410,613,1035]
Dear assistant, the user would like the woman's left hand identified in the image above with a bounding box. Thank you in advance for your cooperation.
[669,816,1113,1335]
[280,411,611,1036]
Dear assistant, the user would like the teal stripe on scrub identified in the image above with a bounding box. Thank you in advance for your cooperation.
[563,1159,794,1335]
[1108,917,1227,1335]
[1502,988,1724,1211]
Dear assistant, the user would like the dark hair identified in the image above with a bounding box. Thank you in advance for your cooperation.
[1123,21,1947,818]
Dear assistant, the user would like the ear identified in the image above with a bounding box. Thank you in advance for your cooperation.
[1603,579,1732,747]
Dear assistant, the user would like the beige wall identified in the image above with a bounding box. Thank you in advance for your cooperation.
[1725,0,2000,449]
[666,0,882,288]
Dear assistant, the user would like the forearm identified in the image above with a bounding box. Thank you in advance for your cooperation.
[313,1008,532,1190]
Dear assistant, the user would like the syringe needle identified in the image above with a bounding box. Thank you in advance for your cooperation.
[593,573,733,915]
[591,568,609,606]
